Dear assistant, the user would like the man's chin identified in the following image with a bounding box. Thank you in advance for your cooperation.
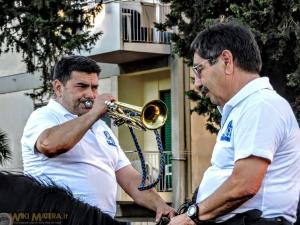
[78,107,90,116]
[208,96,219,106]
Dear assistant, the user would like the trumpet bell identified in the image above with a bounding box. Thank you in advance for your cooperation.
[141,100,168,130]
[106,99,168,130]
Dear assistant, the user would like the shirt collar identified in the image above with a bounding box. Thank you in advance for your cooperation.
[220,77,273,127]
[226,77,273,108]
[47,99,78,119]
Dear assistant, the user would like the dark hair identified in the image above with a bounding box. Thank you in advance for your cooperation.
[0,171,126,225]
[52,55,101,84]
[191,21,262,73]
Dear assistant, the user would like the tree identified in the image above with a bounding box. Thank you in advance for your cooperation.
[156,0,300,133]
[0,0,103,102]
[0,130,11,165]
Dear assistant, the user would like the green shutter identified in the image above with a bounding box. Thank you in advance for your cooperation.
[161,90,172,153]
[160,90,172,191]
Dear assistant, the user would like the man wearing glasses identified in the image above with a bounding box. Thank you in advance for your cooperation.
[169,21,300,225]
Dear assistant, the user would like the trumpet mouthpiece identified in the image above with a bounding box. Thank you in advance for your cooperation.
[83,100,93,109]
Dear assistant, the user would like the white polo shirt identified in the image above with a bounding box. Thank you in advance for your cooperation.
[197,77,300,223]
[21,99,130,217]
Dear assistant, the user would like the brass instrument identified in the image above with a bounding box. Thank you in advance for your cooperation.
[83,99,168,190]
[105,100,168,131]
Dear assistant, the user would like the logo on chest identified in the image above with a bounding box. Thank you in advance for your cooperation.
[103,131,117,147]
[220,120,233,142]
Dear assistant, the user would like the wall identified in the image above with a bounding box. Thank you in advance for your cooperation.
[117,68,170,153]
[118,74,144,153]
[190,108,216,193]
[0,52,26,77]
[0,90,34,172]
[87,2,122,56]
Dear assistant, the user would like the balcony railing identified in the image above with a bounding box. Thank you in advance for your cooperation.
[125,150,172,192]
[121,5,171,44]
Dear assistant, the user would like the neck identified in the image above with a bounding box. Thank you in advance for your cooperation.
[226,70,260,104]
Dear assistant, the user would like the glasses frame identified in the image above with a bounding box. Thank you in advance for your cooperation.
[192,58,218,79]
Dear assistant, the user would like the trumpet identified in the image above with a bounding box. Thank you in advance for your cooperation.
[84,99,168,130]
[84,99,167,190]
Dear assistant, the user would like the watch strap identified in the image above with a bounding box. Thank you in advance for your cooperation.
[188,203,201,224]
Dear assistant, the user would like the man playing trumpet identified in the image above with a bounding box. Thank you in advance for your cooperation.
[21,55,175,223]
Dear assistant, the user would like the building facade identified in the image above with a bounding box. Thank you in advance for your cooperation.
[0,0,216,223]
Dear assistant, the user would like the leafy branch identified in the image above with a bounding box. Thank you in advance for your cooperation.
[0,0,103,102]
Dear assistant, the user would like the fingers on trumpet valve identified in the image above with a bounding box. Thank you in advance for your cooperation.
[105,100,115,109]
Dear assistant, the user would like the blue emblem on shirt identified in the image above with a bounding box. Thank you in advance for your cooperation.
[103,131,116,147]
[220,120,233,142]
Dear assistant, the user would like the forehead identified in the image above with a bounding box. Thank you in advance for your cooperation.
[69,71,99,83]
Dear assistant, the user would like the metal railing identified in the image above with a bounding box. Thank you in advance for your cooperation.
[125,150,172,192]
[121,6,171,44]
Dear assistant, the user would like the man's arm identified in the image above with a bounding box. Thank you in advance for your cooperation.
[116,165,176,222]
[169,156,269,225]
[36,111,98,157]
[36,94,114,157]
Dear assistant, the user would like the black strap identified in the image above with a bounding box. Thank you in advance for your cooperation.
[218,210,291,225]
[156,209,291,225]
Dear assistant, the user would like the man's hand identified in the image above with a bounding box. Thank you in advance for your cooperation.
[155,204,177,223]
[168,213,195,225]
[88,93,115,119]
[116,165,177,223]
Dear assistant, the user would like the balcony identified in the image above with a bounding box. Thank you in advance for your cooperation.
[88,1,171,64]
[128,150,172,192]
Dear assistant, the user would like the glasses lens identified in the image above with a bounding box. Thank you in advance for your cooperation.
[192,64,201,78]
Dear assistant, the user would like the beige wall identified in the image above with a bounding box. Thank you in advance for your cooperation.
[118,75,144,154]
[117,68,170,154]
[190,109,217,193]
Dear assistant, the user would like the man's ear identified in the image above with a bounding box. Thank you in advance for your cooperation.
[52,79,63,98]
[221,50,234,75]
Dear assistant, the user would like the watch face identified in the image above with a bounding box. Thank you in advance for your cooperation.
[187,205,197,216]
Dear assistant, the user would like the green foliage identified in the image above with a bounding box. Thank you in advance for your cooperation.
[0,130,11,165]
[157,0,300,133]
[0,0,103,102]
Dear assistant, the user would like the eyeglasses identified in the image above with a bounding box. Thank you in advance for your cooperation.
[192,58,218,79]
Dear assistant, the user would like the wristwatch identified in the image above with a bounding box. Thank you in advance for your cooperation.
[187,203,201,224]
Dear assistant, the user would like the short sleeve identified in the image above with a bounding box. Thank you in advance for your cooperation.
[234,101,285,162]
[21,109,60,153]
[115,145,131,171]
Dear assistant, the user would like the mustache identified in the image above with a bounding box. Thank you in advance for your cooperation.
[200,86,209,95]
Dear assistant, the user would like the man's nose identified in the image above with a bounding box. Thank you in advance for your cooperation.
[194,76,202,92]
[85,87,96,99]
